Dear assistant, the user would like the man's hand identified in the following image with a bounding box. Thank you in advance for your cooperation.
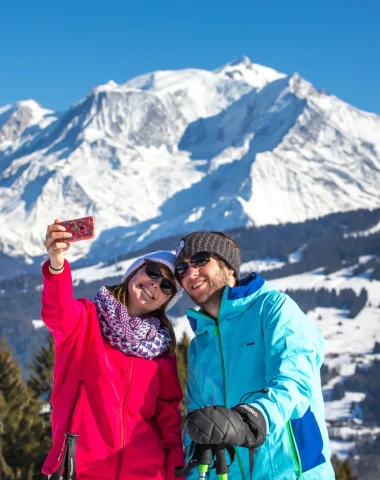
[231,404,267,448]
[186,404,267,448]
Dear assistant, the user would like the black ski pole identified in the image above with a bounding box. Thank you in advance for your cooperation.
[50,432,79,480]
[213,444,230,480]
[196,445,212,479]
[174,442,211,478]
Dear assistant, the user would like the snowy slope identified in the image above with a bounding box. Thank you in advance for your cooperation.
[0,100,57,153]
[1,57,380,269]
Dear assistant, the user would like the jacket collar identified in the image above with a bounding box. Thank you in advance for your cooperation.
[186,273,266,335]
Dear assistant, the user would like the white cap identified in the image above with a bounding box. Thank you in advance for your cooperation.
[122,251,183,312]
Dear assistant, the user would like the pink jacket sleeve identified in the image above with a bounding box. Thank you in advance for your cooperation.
[41,259,87,345]
[156,354,185,480]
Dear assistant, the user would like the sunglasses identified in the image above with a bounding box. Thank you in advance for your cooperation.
[145,261,177,296]
[175,251,211,280]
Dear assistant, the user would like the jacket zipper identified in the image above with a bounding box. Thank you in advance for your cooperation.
[115,358,134,480]
[215,317,246,480]
[215,318,228,407]
[286,421,303,478]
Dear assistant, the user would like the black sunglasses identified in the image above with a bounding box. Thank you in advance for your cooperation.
[145,261,177,296]
[175,251,211,279]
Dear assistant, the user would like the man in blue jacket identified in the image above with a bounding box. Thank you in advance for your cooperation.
[174,231,335,479]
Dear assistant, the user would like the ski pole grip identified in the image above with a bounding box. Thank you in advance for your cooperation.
[198,445,212,465]
[197,445,212,479]
[64,432,79,480]
[214,445,229,475]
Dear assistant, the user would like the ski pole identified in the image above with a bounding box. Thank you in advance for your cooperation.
[214,444,230,480]
[50,432,79,480]
[174,442,211,478]
[197,445,211,479]
[63,432,79,480]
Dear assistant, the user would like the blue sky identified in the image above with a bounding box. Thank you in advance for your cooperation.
[1,0,379,114]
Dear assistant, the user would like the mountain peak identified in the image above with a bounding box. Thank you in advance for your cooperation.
[215,57,286,90]
[91,80,120,96]
[16,99,42,110]
[0,99,56,152]
[13,99,55,117]
[226,55,253,68]
[0,99,50,118]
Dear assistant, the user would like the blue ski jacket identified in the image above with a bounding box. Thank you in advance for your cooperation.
[184,273,335,479]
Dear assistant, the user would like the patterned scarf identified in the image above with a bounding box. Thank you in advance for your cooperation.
[93,286,171,359]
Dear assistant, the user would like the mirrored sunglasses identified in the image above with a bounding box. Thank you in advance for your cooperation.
[145,261,177,296]
[175,251,211,280]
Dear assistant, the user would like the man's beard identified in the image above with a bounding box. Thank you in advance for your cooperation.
[188,267,230,311]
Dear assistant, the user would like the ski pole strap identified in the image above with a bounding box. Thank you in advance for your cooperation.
[175,443,212,477]
[175,442,200,477]
[174,442,236,478]
[50,432,79,480]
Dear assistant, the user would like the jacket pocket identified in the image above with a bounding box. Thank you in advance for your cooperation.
[287,407,326,474]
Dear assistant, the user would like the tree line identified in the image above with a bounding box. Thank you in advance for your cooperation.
[285,287,368,318]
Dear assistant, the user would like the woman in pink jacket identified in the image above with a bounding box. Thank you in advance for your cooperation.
[42,219,185,480]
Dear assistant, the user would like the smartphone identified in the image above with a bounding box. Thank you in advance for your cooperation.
[59,216,95,242]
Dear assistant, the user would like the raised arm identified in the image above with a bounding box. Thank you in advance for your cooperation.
[41,219,86,344]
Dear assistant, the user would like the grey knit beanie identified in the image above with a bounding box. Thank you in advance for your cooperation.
[175,231,241,277]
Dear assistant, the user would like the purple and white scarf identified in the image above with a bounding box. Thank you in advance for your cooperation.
[94,286,171,359]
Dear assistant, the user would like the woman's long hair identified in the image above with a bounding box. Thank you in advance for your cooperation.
[106,261,176,354]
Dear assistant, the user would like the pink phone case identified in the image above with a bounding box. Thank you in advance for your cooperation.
[59,217,95,242]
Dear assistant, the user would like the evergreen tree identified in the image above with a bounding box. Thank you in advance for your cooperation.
[28,334,54,401]
[332,455,358,480]
[0,337,43,479]
[28,334,55,479]
[0,394,14,480]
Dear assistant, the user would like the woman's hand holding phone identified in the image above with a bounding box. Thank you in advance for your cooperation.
[44,219,72,272]
[44,217,95,273]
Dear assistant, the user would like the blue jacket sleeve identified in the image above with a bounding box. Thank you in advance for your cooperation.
[250,292,325,433]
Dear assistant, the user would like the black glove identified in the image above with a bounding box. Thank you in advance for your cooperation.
[186,405,246,446]
[186,404,267,448]
[231,404,267,448]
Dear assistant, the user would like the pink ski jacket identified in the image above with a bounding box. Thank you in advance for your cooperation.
[41,260,184,480]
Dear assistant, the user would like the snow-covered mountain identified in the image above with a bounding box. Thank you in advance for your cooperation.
[1,56,379,270]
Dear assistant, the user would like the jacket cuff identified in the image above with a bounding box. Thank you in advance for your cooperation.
[250,402,270,433]
[165,447,185,480]
[42,259,70,278]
